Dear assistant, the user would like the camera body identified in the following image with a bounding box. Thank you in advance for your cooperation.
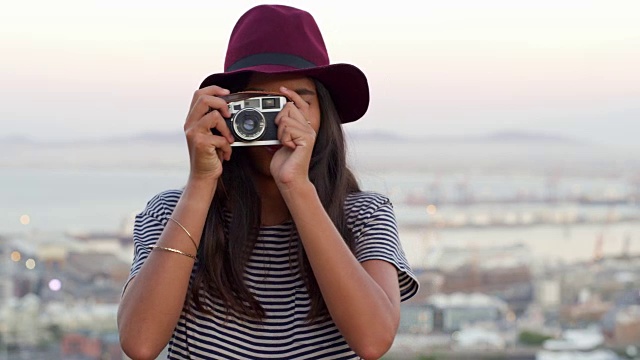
[216,92,287,147]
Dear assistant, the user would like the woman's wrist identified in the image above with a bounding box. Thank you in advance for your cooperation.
[184,175,218,204]
[279,180,317,207]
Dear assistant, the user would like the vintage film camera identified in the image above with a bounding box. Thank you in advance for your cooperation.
[213,91,288,146]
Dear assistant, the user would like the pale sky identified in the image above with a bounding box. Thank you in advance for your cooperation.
[1,0,639,146]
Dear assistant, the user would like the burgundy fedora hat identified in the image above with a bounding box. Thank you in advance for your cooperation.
[199,4,369,124]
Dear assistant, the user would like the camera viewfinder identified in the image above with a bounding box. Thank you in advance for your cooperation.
[261,98,280,109]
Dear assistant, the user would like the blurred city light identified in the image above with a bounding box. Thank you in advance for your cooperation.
[10,251,22,262]
[20,214,31,225]
[48,279,62,291]
[426,204,437,215]
[25,258,36,270]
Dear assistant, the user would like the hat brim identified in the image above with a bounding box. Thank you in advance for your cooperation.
[199,63,369,124]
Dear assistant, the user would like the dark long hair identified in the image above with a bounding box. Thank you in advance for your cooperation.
[187,79,361,321]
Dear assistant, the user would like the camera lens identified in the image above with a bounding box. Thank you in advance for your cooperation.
[232,109,266,141]
[242,119,256,131]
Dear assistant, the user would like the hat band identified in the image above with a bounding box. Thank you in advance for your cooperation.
[226,52,317,72]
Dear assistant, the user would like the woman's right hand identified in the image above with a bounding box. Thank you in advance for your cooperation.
[184,86,235,181]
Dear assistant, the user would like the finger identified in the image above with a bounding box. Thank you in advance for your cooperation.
[198,109,235,145]
[186,96,232,134]
[275,103,310,131]
[210,135,233,161]
[191,86,230,106]
[191,128,233,162]
[277,119,289,148]
[193,95,232,119]
[190,132,232,164]
[280,123,295,149]
[279,86,309,112]
[188,87,231,123]
[277,116,293,149]
[277,116,308,149]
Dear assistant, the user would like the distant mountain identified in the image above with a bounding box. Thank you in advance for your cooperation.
[1,129,636,174]
[482,131,584,144]
[347,129,587,145]
[0,135,35,144]
[107,131,184,144]
[0,131,185,146]
[345,129,408,142]
[0,130,587,146]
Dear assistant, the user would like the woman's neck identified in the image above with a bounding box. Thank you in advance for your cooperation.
[253,174,290,226]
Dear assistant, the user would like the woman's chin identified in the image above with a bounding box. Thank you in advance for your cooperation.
[264,145,283,154]
[246,146,278,179]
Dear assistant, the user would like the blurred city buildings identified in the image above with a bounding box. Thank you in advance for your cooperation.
[1,141,639,359]
[0,225,132,359]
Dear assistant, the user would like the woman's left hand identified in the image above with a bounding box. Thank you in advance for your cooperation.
[270,86,317,190]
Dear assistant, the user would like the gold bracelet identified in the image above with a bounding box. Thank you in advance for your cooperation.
[148,245,196,260]
[169,217,198,252]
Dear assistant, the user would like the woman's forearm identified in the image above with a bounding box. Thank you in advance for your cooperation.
[280,182,400,359]
[117,177,216,360]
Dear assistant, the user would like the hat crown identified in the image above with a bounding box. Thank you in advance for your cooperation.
[224,5,330,71]
[200,4,370,123]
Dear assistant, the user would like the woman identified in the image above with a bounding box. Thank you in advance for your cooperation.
[118,5,418,360]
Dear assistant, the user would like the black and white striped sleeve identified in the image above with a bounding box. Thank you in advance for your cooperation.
[349,193,419,302]
[123,189,181,294]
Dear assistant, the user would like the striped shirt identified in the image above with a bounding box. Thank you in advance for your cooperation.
[127,189,419,359]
